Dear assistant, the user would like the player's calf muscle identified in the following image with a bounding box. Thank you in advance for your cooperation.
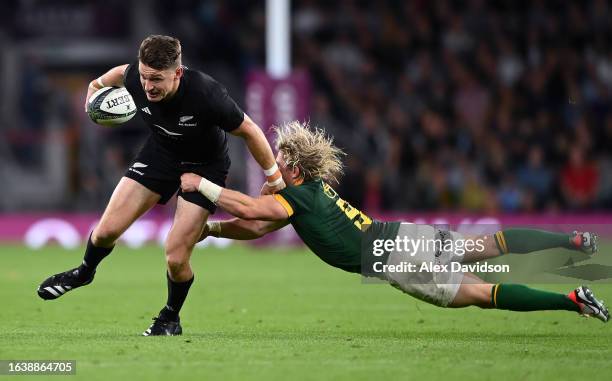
[461,234,500,261]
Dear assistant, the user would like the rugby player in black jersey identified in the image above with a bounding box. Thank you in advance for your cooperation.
[37,35,286,336]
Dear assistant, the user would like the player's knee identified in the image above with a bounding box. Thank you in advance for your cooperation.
[166,255,189,274]
[165,239,192,266]
[165,237,193,257]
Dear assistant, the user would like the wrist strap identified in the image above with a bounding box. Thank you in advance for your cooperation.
[89,78,106,91]
[198,178,223,203]
[207,221,221,237]
[266,176,284,187]
[264,163,278,177]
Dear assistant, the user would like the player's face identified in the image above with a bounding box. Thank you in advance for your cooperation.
[276,151,301,186]
[138,62,182,102]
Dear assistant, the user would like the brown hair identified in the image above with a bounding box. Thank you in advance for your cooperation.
[138,35,182,70]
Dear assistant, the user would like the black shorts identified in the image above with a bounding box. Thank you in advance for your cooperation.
[124,140,230,213]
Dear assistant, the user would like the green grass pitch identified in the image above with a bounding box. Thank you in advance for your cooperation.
[1,243,611,380]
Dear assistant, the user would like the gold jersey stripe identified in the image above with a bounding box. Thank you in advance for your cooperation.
[274,194,294,217]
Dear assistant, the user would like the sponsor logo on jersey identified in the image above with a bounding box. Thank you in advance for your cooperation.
[128,162,147,175]
[178,115,197,127]
[141,107,152,115]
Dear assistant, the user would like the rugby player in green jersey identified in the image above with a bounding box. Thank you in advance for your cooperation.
[180,121,609,322]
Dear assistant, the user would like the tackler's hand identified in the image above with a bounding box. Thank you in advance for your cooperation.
[198,223,211,242]
[260,177,286,195]
[180,173,203,193]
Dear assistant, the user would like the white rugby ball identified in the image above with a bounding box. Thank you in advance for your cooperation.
[87,87,136,126]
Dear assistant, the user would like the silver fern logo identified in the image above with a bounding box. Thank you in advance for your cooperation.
[178,115,197,127]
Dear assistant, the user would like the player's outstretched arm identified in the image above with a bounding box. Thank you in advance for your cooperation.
[200,218,289,241]
[180,173,289,221]
[229,115,286,194]
[84,64,129,111]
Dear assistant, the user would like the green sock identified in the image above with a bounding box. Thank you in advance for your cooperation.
[494,228,574,254]
[491,284,579,312]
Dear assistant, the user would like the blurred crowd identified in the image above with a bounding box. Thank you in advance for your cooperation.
[4,0,612,213]
[161,0,612,213]
[291,0,612,213]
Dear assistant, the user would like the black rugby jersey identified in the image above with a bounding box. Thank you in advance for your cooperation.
[123,62,245,162]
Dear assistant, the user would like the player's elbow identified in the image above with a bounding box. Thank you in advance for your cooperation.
[231,118,258,139]
[255,222,277,237]
[251,224,268,238]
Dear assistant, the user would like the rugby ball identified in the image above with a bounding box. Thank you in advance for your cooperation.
[87,87,136,126]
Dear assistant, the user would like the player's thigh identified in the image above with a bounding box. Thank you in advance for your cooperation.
[94,177,161,241]
[165,197,210,256]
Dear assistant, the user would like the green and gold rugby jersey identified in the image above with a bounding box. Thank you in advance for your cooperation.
[275,180,400,274]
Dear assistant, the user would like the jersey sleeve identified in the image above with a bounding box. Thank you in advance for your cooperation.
[273,194,294,217]
[277,184,315,218]
[122,62,138,93]
[204,78,245,132]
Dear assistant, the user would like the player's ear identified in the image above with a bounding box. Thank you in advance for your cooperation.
[175,65,183,80]
[291,166,301,180]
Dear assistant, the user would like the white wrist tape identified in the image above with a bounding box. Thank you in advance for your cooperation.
[264,163,279,177]
[96,77,105,88]
[266,176,284,187]
[207,221,221,237]
[198,178,222,204]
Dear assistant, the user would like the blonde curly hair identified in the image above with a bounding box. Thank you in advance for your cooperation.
[274,121,345,184]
